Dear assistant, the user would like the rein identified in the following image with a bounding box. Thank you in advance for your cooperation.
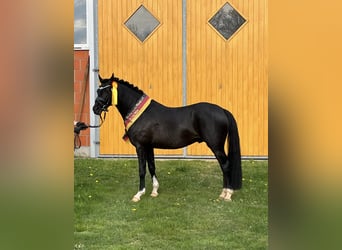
[74,112,107,150]
[87,112,107,128]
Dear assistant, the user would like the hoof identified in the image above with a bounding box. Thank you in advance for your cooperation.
[132,196,140,202]
[219,192,226,200]
[150,192,159,198]
[219,188,234,201]
[132,189,145,202]
[223,196,232,202]
[219,189,228,200]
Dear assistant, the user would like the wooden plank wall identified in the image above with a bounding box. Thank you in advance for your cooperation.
[186,0,268,156]
[98,0,183,155]
[98,0,268,157]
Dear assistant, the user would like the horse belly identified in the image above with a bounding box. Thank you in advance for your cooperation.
[137,106,201,149]
[152,127,200,149]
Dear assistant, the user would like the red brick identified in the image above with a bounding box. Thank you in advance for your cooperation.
[78,113,85,121]
[81,50,89,58]
[74,83,80,92]
[80,58,89,71]
[74,70,84,81]
[74,92,81,103]
[75,50,89,60]
[74,103,81,113]
[80,135,90,146]
[74,49,90,146]
[74,59,80,71]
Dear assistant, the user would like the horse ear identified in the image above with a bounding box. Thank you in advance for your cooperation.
[110,73,115,81]
[98,74,103,82]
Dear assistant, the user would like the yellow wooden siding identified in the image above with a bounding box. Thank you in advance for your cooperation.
[98,0,268,157]
[186,0,268,156]
[98,0,183,155]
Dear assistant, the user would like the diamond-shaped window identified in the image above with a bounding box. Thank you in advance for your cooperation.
[209,2,246,40]
[124,5,160,42]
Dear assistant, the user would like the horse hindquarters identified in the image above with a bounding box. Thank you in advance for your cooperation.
[211,110,242,200]
[225,110,242,190]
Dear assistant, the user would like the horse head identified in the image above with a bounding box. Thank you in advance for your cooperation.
[92,73,115,115]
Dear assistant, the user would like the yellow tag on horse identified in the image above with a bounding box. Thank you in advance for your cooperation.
[112,84,118,105]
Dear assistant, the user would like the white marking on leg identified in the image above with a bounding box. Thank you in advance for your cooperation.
[224,188,234,201]
[219,188,234,201]
[132,188,145,202]
[219,188,228,199]
[151,176,159,197]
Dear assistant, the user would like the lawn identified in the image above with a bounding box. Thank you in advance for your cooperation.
[74,159,268,249]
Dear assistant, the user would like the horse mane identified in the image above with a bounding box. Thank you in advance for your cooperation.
[113,77,144,95]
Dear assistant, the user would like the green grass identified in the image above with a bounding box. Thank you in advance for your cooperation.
[74,159,268,249]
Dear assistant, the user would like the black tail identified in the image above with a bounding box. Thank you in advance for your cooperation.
[225,110,242,189]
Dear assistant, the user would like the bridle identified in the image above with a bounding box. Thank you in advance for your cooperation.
[74,84,112,150]
[88,84,112,128]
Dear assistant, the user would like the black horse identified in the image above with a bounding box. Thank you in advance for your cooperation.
[93,73,242,202]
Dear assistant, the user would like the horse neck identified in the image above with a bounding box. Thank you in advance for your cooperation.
[116,84,144,120]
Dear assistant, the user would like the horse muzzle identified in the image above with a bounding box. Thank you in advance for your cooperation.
[92,102,103,115]
[93,96,110,115]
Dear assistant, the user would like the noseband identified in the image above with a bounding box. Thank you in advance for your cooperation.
[96,84,112,112]
[83,84,112,129]
[89,84,112,128]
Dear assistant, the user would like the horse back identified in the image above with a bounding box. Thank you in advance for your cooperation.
[128,101,228,149]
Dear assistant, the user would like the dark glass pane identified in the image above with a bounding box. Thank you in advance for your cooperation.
[124,5,160,42]
[209,2,246,40]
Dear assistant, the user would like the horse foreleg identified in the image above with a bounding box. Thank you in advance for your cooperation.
[147,147,159,197]
[132,188,146,202]
[132,147,147,202]
[151,176,159,197]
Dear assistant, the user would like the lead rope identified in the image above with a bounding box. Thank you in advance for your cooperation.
[74,112,107,150]
[87,112,106,128]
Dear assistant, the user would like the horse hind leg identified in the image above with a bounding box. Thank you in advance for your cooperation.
[212,148,234,201]
[219,188,234,201]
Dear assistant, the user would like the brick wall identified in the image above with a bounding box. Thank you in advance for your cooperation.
[74,50,90,146]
